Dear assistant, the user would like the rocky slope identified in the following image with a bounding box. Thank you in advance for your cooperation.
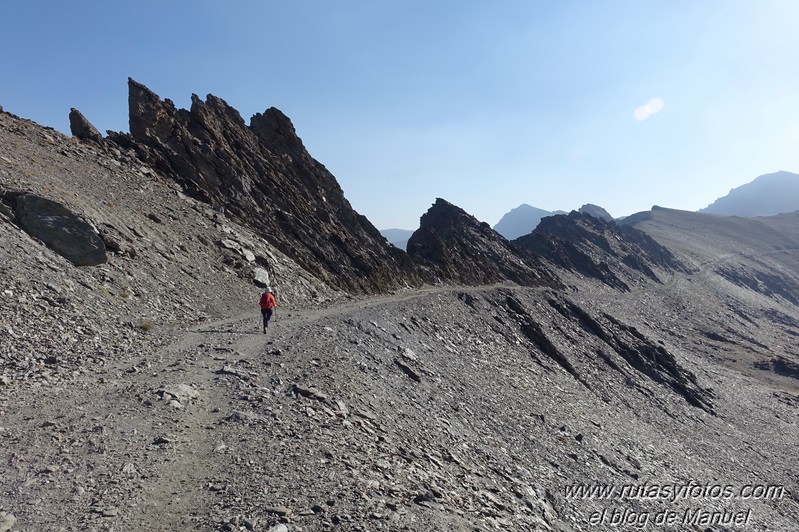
[0,106,343,397]
[1,102,798,532]
[514,211,690,292]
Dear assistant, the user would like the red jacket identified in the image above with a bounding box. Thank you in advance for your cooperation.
[259,292,276,309]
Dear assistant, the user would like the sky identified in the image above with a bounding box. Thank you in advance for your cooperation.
[2,1,799,230]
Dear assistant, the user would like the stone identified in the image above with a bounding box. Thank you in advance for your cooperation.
[160,383,200,404]
[10,193,106,266]
[69,108,104,143]
[394,359,421,383]
[225,410,260,423]
[263,506,292,517]
[253,266,270,287]
[213,442,227,453]
[292,384,328,402]
[0,512,17,532]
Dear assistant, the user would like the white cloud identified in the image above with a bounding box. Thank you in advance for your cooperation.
[634,97,665,121]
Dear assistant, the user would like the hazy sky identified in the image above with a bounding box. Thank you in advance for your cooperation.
[3,1,799,230]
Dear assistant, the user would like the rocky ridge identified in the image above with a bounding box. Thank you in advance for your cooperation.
[515,211,690,292]
[107,79,419,294]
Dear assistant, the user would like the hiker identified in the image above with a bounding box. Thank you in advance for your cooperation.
[259,287,276,333]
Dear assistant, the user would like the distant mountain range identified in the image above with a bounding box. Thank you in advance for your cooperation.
[381,228,414,250]
[382,172,799,245]
[492,204,566,240]
[699,171,799,216]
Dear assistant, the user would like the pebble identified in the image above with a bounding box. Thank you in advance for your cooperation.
[0,512,17,532]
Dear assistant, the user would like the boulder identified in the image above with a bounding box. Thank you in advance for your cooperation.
[11,193,106,266]
[69,108,104,143]
[253,267,270,287]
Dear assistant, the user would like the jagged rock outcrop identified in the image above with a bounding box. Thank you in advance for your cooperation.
[68,108,103,143]
[407,198,560,287]
[514,211,689,290]
[1,191,106,266]
[107,79,419,293]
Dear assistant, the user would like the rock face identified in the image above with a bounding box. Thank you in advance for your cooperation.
[2,192,106,266]
[515,211,688,291]
[407,198,560,287]
[107,79,418,293]
[68,108,104,143]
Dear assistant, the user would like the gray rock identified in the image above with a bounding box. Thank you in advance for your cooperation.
[253,266,270,287]
[11,193,106,266]
[263,506,292,517]
[0,512,16,532]
[69,108,104,143]
[225,410,260,423]
[159,383,200,404]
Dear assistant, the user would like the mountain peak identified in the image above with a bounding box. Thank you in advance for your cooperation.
[578,203,613,221]
[408,199,559,287]
[700,171,799,216]
[494,203,561,240]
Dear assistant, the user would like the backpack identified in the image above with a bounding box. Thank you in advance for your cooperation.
[260,291,276,309]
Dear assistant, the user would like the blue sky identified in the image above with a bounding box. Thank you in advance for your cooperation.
[3,1,799,230]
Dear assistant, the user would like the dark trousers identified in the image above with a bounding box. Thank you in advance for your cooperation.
[261,308,273,328]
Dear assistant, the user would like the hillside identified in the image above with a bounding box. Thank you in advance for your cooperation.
[2,100,799,532]
[699,171,799,216]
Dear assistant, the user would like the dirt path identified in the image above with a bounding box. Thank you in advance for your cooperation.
[114,284,508,529]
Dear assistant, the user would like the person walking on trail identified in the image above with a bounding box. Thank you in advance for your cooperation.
[259,288,276,333]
